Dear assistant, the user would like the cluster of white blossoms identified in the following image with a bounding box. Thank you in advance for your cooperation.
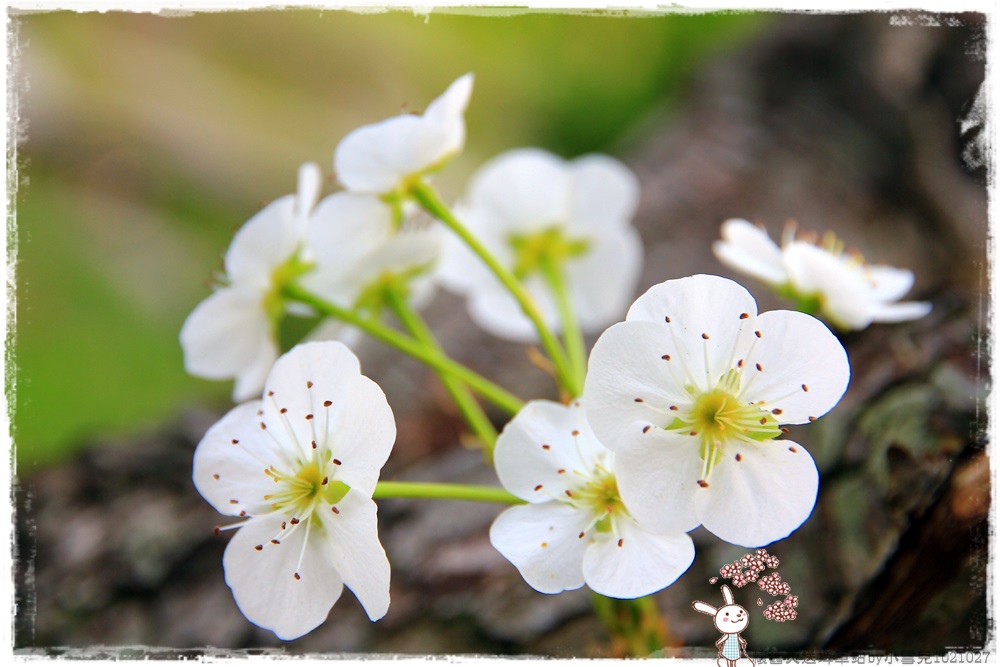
[713,218,932,331]
[184,73,929,642]
[489,274,850,600]
[182,75,474,401]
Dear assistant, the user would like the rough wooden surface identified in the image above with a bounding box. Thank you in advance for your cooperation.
[15,12,989,657]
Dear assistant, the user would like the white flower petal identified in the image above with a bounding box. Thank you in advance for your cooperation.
[334,74,473,194]
[782,242,873,329]
[868,300,933,323]
[317,489,391,621]
[193,401,287,517]
[466,148,570,234]
[694,439,819,547]
[583,320,704,449]
[865,265,915,301]
[423,72,474,128]
[712,219,787,285]
[744,309,850,424]
[568,154,640,233]
[180,286,277,401]
[231,343,280,403]
[334,117,429,194]
[307,192,394,272]
[465,274,558,343]
[494,400,608,502]
[611,428,703,534]
[436,207,507,296]
[625,275,761,393]
[567,227,643,332]
[305,194,441,311]
[352,224,443,295]
[489,502,591,594]
[296,162,323,223]
[223,515,344,641]
[582,517,694,599]
[261,342,395,494]
[225,195,300,286]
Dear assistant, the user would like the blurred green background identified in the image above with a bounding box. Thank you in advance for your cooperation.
[11,9,768,469]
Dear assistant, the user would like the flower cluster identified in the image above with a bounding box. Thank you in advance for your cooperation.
[757,572,791,596]
[763,595,799,622]
[713,218,932,331]
[181,72,930,644]
[719,549,779,588]
[187,75,476,639]
[716,548,800,624]
[719,562,761,590]
[182,75,474,401]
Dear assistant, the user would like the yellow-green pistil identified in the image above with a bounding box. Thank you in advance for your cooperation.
[509,227,590,281]
[264,460,350,519]
[668,372,781,480]
[570,466,626,534]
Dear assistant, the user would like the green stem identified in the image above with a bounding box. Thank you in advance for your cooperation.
[410,181,576,395]
[373,481,523,504]
[591,593,670,657]
[383,285,499,459]
[283,282,524,415]
[540,256,586,396]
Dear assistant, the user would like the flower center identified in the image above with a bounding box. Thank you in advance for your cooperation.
[668,373,780,480]
[508,227,590,280]
[264,460,349,518]
[571,467,626,534]
[352,262,435,315]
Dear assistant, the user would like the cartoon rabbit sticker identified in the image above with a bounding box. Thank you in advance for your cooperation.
[693,585,754,667]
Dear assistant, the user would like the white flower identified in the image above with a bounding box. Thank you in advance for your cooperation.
[334,73,474,196]
[583,274,850,548]
[437,148,643,342]
[489,399,695,599]
[192,341,395,640]
[180,163,322,401]
[713,218,932,330]
[302,191,443,315]
[316,72,468,314]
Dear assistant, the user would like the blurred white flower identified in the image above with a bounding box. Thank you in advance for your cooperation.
[437,148,643,342]
[713,218,932,330]
[583,274,850,548]
[181,163,322,401]
[334,73,474,196]
[301,191,443,316]
[193,342,395,640]
[489,399,694,598]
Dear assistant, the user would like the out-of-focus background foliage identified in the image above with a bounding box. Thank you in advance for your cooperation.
[12,8,990,657]
[12,9,765,469]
